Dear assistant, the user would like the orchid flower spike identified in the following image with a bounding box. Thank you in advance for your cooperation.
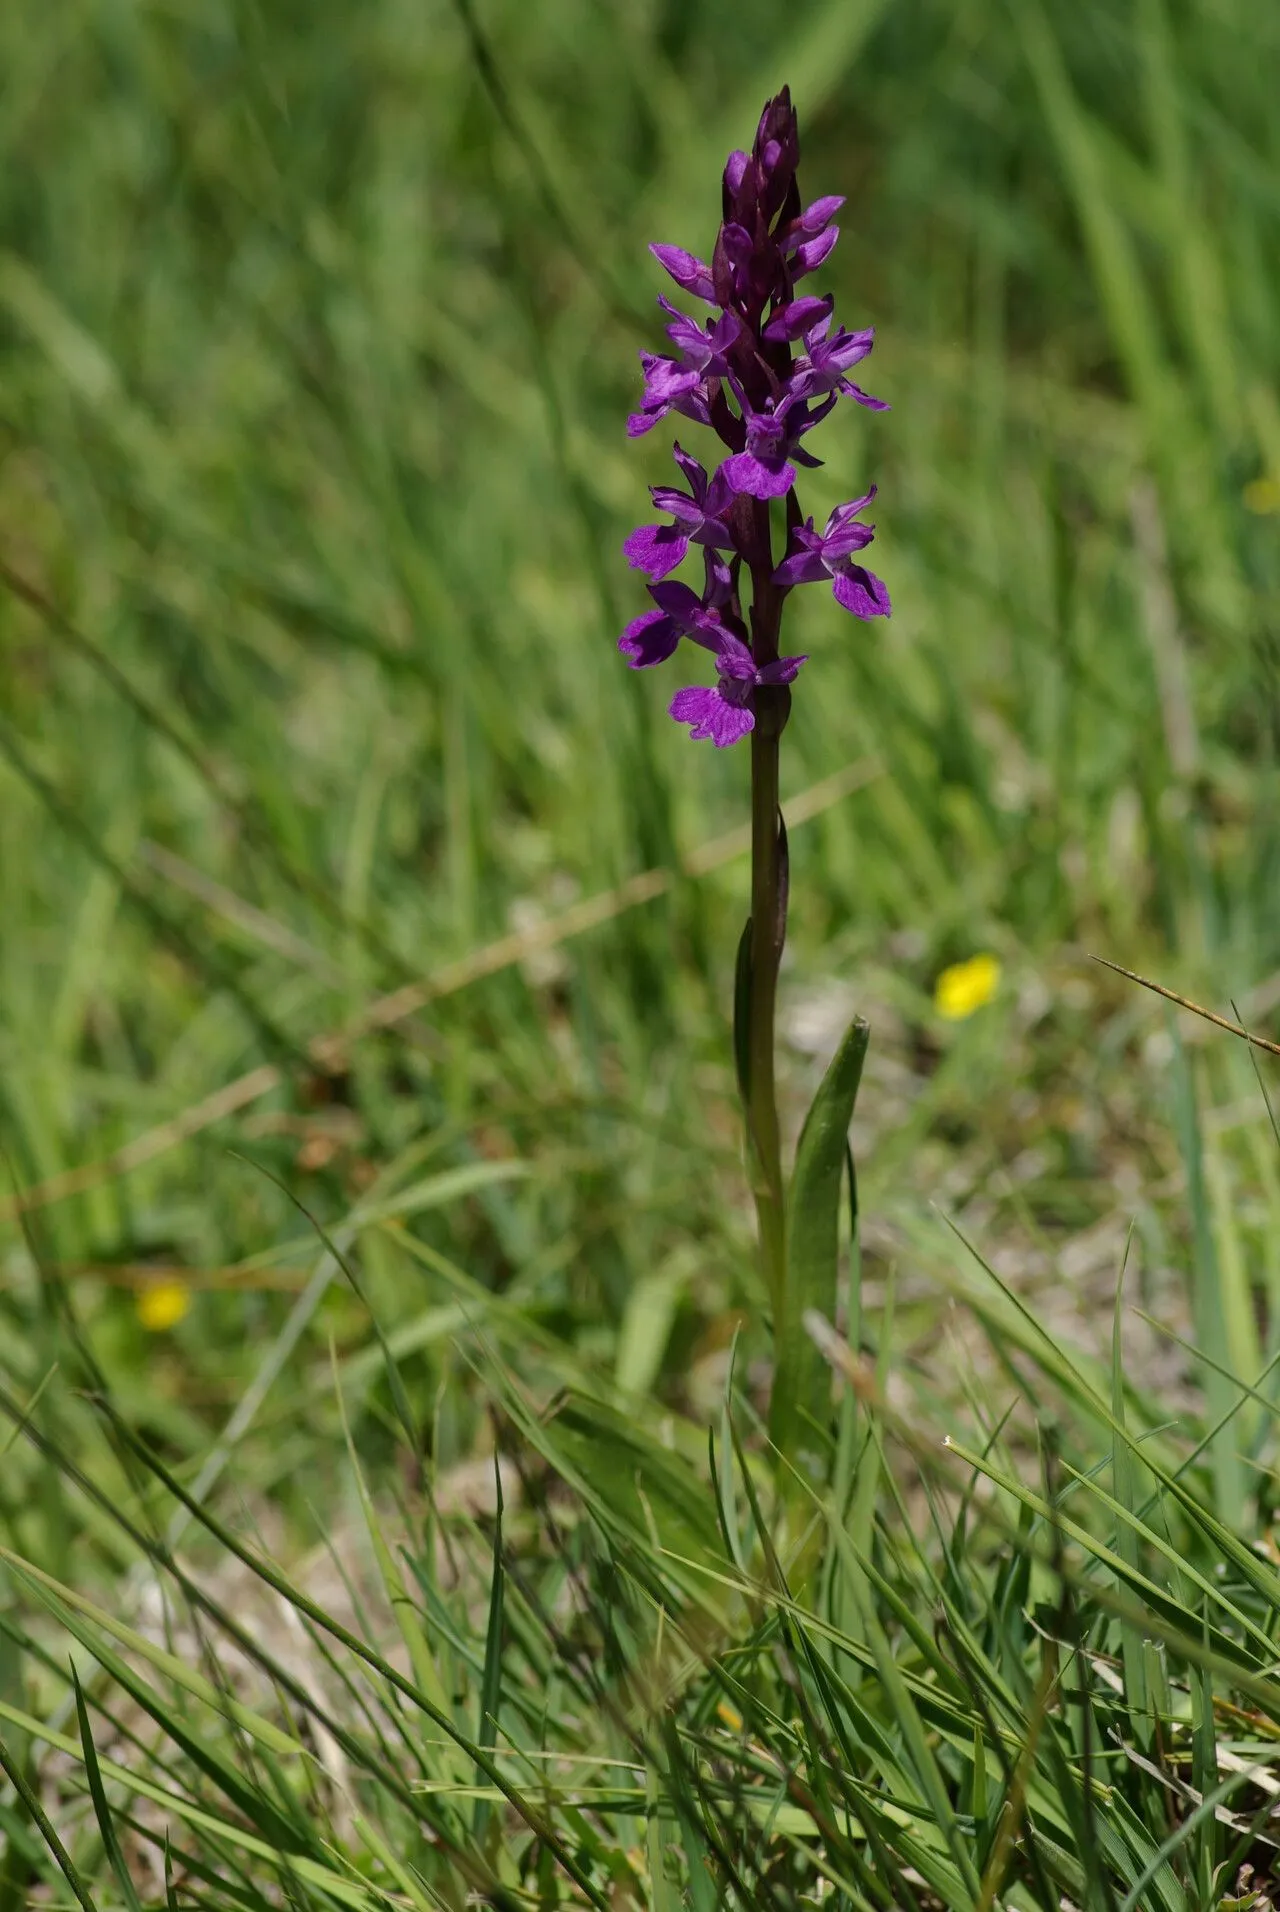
[617,86,889,743]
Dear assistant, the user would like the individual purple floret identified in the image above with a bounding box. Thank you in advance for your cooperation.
[670,635,807,748]
[773,489,891,619]
[659,302,742,374]
[626,309,741,439]
[623,445,735,582]
[789,311,887,410]
[627,351,714,438]
[618,552,731,668]
[721,385,833,499]
[618,85,889,744]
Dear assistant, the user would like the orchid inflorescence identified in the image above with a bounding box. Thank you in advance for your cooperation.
[618,87,890,747]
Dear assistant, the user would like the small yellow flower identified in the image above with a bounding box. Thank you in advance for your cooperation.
[135,1280,191,1333]
[716,1700,744,1732]
[934,953,1002,1021]
[1243,476,1280,516]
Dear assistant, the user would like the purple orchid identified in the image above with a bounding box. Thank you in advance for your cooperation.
[626,308,741,438]
[789,311,887,411]
[773,489,891,618]
[618,551,731,668]
[660,301,741,373]
[721,386,833,499]
[619,85,890,746]
[615,89,895,1390]
[670,634,807,748]
[623,444,735,582]
[627,351,713,438]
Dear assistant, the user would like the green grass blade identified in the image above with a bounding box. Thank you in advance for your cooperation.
[473,1458,506,1845]
[0,1728,101,1912]
[1111,1250,1153,1757]
[70,1666,144,1912]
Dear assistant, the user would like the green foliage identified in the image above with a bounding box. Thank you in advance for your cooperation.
[6,1251,1280,1905]
[770,1016,868,1475]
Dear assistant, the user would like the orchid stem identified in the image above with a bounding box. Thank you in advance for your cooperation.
[748,724,787,1315]
[747,494,788,1318]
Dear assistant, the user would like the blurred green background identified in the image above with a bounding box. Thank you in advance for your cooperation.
[2,0,1279,1495]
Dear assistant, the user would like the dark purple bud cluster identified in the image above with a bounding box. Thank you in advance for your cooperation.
[619,88,890,747]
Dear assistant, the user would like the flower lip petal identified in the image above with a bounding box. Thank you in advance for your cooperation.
[832,566,892,619]
[722,451,796,499]
[619,609,680,667]
[669,684,755,747]
[623,523,689,579]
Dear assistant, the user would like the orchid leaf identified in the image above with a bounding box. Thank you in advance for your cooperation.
[770,1016,869,1472]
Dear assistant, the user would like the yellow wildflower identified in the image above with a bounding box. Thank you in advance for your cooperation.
[934,953,1001,1021]
[716,1700,744,1732]
[1243,476,1280,516]
[135,1280,191,1332]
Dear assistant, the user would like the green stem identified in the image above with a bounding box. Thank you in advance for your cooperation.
[746,495,788,1319]
[748,726,787,1315]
